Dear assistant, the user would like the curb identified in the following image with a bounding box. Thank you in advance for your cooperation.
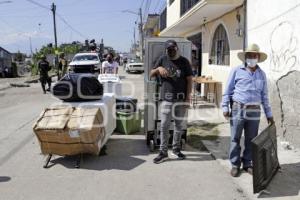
[0,75,55,92]
[201,139,257,200]
[10,83,30,87]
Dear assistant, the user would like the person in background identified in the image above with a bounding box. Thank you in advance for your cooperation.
[90,43,97,53]
[222,44,275,177]
[58,53,68,77]
[115,55,121,65]
[102,53,119,74]
[150,40,193,164]
[123,57,128,70]
[191,50,199,76]
[38,55,51,94]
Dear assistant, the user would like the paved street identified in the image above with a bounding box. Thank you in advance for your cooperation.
[0,69,248,200]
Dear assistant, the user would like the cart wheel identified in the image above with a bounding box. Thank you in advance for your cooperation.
[75,154,81,169]
[181,139,186,151]
[149,140,155,152]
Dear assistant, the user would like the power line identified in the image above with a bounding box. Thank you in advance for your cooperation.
[24,0,87,40]
[0,9,122,18]
[140,0,145,9]
[24,0,50,11]
[153,0,161,14]
[56,13,87,39]
[0,17,24,34]
[133,1,144,25]
[159,1,167,14]
[0,14,48,18]
[143,0,151,21]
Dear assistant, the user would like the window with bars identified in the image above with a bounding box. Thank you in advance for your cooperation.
[180,0,200,16]
[210,24,230,66]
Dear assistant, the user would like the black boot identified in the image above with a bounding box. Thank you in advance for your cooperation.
[41,83,46,94]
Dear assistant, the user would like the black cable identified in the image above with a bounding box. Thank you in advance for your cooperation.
[56,13,87,39]
[24,0,50,11]
[24,0,87,39]
[153,0,161,14]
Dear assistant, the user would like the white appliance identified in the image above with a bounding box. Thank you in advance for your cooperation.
[98,74,122,97]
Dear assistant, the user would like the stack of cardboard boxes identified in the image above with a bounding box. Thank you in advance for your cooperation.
[33,107,104,156]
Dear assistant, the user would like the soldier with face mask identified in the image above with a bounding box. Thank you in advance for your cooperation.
[150,40,193,164]
[222,44,274,177]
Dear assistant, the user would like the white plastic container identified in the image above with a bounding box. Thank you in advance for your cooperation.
[98,74,122,97]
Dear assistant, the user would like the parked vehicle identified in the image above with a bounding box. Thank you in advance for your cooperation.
[125,59,144,73]
[69,53,101,74]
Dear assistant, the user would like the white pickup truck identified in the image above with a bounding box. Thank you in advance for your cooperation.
[125,59,144,73]
[69,53,101,73]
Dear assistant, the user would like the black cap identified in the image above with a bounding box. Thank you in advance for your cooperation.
[165,40,177,49]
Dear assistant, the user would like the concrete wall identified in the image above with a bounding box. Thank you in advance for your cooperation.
[166,0,181,28]
[200,8,244,85]
[247,0,300,148]
[182,8,244,104]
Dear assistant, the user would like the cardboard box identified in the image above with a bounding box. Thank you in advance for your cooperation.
[33,107,104,156]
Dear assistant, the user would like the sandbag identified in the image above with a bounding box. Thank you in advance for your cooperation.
[52,73,103,102]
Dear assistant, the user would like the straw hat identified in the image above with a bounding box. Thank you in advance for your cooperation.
[237,43,268,63]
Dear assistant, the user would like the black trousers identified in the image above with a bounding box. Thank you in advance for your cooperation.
[40,76,51,92]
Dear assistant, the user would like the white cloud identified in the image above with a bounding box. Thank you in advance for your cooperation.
[0,30,52,45]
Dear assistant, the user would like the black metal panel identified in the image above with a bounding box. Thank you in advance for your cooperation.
[160,8,167,32]
[180,0,200,16]
[252,123,279,193]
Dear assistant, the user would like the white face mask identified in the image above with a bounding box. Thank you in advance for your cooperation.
[246,58,258,68]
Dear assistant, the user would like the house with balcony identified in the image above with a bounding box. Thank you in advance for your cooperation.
[160,0,300,149]
[160,0,245,106]
[144,14,160,37]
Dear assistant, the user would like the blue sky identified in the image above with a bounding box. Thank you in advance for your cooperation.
[0,0,166,54]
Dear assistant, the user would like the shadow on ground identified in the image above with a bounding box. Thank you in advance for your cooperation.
[258,162,300,198]
[118,75,126,80]
[0,176,11,183]
[50,137,149,171]
[126,71,144,75]
[202,132,300,199]
[49,128,214,170]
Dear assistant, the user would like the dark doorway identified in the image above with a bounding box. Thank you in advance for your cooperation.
[187,33,202,77]
[188,33,202,93]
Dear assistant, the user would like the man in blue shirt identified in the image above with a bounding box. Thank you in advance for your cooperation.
[222,44,275,177]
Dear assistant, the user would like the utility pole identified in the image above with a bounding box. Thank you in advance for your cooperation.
[133,26,136,53]
[51,2,59,79]
[138,7,144,61]
[122,9,144,59]
[29,37,33,57]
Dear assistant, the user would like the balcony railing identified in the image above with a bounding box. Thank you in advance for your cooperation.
[180,0,200,16]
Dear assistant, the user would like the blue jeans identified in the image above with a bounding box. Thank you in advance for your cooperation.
[229,104,261,168]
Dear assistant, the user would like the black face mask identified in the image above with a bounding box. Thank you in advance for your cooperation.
[107,58,112,62]
[167,48,177,58]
